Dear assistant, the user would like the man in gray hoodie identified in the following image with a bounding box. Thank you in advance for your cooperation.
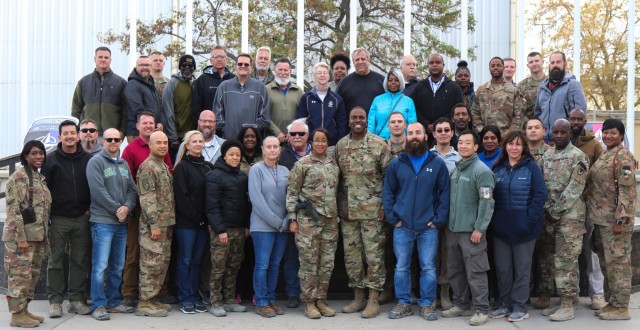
[86,128,138,321]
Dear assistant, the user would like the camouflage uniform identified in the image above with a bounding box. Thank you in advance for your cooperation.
[137,157,176,301]
[286,153,340,302]
[529,143,555,295]
[585,144,636,308]
[209,227,245,304]
[518,75,546,122]
[470,80,525,136]
[335,132,391,291]
[2,167,51,313]
[541,143,589,298]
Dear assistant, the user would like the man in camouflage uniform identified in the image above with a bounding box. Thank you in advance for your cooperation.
[135,131,175,317]
[518,52,546,121]
[585,119,636,320]
[286,129,340,318]
[3,144,51,327]
[471,57,525,136]
[335,107,391,318]
[569,108,607,310]
[524,118,555,308]
[540,119,589,322]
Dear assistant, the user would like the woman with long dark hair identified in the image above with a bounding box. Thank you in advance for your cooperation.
[3,141,51,327]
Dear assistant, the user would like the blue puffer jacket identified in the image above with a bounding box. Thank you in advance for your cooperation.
[297,87,348,146]
[490,156,547,244]
[367,91,417,140]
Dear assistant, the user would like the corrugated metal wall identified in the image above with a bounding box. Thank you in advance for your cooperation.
[0,0,512,157]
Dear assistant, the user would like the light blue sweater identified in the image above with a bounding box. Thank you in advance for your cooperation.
[248,161,290,232]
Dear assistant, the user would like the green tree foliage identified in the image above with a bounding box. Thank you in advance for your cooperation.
[531,0,639,110]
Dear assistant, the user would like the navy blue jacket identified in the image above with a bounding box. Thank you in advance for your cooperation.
[490,156,547,244]
[297,87,347,146]
[383,151,450,231]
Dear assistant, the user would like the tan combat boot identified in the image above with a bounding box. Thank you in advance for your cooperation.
[361,289,380,318]
[342,287,366,313]
[10,309,40,328]
[598,306,630,320]
[533,294,550,309]
[304,302,321,319]
[24,301,44,323]
[315,300,336,317]
[135,300,169,317]
[377,287,394,305]
[549,296,574,321]
[440,284,453,310]
[595,304,615,316]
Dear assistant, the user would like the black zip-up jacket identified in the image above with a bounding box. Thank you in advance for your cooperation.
[409,75,464,127]
[191,66,236,126]
[124,69,165,136]
[42,142,93,218]
[173,155,214,229]
[205,158,250,234]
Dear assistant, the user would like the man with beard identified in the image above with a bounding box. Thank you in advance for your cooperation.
[534,51,587,142]
[400,55,420,96]
[335,107,391,318]
[251,46,275,84]
[213,53,270,140]
[383,122,450,321]
[471,57,525,137]
[538,119,589,322]
[267,58,303,143]
[192,46,236,126]
[568,108,606,310]
[518,52,547,121]
[72,46,127,134]
[336,48,385,117]
[197,110,226,164]
[79,119,103,155]
[452,104,471,147]
[124,56,165,141]
[409,54,463,134]
[442,131,495,326]
[163,54,197,161]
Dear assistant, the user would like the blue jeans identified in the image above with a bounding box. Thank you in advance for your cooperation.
[393,226,438,307]
[252,231,288,307]
[283,233,301,297]
[175,227,208,305]
[90,222,127,309]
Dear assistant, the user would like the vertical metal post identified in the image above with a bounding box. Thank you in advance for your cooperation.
[186,0,193,54]
[461,0,468,60]
[626,0,636,152]
[242,0,248,53]
[297,0,304,86]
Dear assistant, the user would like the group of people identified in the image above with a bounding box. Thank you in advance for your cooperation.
[2,44,636,328]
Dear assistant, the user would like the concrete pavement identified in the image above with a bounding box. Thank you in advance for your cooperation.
[1,294,639,329]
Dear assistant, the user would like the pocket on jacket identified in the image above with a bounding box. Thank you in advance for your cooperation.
[139,234,163,254]
[468,240,489,272]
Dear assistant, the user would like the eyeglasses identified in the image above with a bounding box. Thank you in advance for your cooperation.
[237,62,251,67]
[242,123,258,128]
[181,63,194,68]
[199,119,216,124]
[289,132,306,137]
[104,138,122,143]
[80,128,98,133]
[212,55,225,60]
[435,128,452,133]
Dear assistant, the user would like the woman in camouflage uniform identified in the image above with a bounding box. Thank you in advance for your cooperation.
[585,119,636,320]
[3,140,51,327]
[287,128,340,319]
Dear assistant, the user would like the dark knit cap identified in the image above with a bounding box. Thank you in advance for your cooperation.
[179,54,196,70]
[220,139,243,158]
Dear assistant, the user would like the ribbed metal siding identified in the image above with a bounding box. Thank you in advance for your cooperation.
[0,0,172,157]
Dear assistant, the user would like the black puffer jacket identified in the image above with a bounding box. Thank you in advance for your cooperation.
[205,158,250,234]
[173,155,214,229]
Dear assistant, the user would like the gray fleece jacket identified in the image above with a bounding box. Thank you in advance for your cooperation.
[248,162,289,232]
[86,149,138,224]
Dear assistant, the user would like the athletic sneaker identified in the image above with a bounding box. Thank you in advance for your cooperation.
[489,307,511,319]
[388,303,413,319]
[180,304,196,314]
[507,311,530,322]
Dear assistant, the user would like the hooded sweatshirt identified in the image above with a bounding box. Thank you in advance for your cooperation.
[124,69,165,136]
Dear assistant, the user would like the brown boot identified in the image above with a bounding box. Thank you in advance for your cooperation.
[315,300,336,317]
[341,287,366,313]
[533,294,550,309]
[361,289,380,318]
[599,306,630,320]
[10,309,40,328]
[304,302,321,319]
[440,284,453,311]
[595,304,615,316]
[377,287,394,305]
[549,296,574,321]
[24,301,44,323]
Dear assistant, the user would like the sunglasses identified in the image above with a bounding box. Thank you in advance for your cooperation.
[435,128,451,133]
[237,62,251,67]
[289,132,306,137]
[181,63,194,68]
[80,128,98,133]
[104,138,122,143]
[242,123,258,128]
